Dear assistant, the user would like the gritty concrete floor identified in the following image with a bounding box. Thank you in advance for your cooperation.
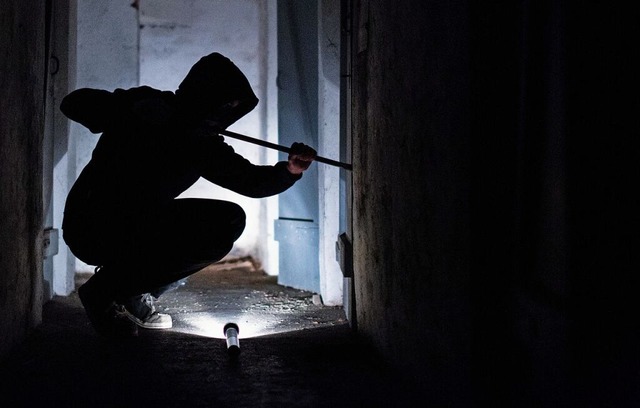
[0,259,422,407]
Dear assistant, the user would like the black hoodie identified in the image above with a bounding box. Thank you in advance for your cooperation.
[62,53,299,231]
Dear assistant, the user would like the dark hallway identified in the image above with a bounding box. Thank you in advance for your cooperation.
[0,262,417,407]
[2,1,640,407]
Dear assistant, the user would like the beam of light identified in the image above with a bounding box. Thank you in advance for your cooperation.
[172,310,289,339]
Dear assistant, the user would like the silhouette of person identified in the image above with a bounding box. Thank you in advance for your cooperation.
[61,52,316,337]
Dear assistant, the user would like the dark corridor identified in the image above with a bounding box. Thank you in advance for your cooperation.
[3,1,640,407]
[0,262,419,407]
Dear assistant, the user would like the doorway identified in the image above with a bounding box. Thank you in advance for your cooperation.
[48,0,346,308]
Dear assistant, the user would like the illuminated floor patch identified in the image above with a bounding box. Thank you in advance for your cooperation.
[155,258,346,339]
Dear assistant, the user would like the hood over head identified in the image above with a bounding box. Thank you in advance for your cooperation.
[175,52,259,128]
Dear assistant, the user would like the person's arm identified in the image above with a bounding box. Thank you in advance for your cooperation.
[60,88,116,134]
[191,132,315,198]
[60,86,165,133]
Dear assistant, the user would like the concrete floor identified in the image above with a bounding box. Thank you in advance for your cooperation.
[0,260,422,407]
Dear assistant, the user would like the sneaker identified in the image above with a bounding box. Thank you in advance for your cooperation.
[78,267,138,338]
[119,293,173,330]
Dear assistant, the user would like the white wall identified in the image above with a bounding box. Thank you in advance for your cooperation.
[317,0,342,305]
[49,0,77,296]
[58,1,342,302]
[64,0,279,275]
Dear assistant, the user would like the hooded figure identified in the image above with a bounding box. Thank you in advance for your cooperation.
[61,53,316,337]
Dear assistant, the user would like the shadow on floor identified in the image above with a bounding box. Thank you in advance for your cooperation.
[0,262,421,407]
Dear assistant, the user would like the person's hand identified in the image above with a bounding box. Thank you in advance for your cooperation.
[287,142,317,175]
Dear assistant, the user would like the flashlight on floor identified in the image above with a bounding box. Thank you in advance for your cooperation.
[224,323,240,356]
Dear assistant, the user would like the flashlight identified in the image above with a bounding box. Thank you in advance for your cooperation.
[224,323,240,356]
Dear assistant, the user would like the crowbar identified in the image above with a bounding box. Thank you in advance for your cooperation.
[216,128,353,171]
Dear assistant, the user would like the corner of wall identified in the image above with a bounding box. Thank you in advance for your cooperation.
[0,0,46,360]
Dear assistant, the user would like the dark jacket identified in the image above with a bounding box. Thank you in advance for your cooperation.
[62,53,299,231]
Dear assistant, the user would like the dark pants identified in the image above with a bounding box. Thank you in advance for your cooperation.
[63,198,246,301]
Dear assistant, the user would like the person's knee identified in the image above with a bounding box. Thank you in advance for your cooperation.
[228,203,246,241]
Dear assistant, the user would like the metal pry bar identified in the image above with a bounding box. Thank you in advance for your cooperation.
[216,128,353,171]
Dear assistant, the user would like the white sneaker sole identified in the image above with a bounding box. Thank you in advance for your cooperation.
[119,307,173,330]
